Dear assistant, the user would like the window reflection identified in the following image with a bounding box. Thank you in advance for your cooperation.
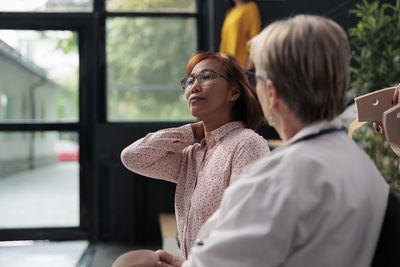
[0,0,92,13]
[0,30,78,122]
[106,17,196,121]
[106,0,196,12]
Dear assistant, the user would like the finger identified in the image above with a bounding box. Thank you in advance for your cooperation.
[394,83,400,104]
[378,125,384,135]
[373,123,384,135]
[373,122,381,133]
[155,250,185,267]
[155,260,176,267]
[155,250,174,264]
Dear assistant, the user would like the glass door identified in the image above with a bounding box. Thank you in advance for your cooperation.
[0,30,79,229]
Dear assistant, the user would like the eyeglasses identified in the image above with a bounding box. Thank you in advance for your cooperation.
[180,69,228,91]
[246,70,266,87]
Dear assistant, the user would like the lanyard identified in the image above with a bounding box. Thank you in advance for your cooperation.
[290,126,346,146]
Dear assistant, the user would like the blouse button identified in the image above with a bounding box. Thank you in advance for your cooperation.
[195,238,204,246]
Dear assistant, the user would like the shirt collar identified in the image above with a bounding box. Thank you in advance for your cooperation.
[200,121,245,148]
[284,117,343,146]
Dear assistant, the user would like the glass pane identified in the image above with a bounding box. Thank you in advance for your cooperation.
[0,30,79,122]
[106,17,196,121]
[0,0,93,13]
[0,241,89,267]
[106,0,196,12]
[0,131,79,228]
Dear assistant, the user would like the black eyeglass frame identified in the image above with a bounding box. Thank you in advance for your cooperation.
[246,70,267,87]
[180,69,228,90]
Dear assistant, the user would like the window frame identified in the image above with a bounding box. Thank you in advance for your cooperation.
[0,0,204,242]
[99,0,203,123]
[0,13,94,241]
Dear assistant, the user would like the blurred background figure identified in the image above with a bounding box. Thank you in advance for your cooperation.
[220,0,261,70]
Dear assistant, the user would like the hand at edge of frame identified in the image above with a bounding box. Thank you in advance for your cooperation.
[154,250,185,267]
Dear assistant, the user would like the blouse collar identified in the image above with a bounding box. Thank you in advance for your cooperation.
[200,121,245,148]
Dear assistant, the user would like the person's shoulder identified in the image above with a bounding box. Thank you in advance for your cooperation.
[270,135,379,182]
[251,142,322,179]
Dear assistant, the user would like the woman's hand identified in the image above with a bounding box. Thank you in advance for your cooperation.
[373,83,400,135]
[155,250,185,267]
[191,121,205,142]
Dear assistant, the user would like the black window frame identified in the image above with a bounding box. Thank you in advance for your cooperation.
[98,0,204,123]
[0,13,95,241]
[0,0,204,242]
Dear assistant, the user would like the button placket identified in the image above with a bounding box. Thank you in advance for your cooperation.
[183,147,207,257]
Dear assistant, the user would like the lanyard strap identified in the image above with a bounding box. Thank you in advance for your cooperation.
[290,126,346,145]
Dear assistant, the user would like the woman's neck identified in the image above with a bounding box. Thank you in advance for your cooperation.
[202,116,234,147]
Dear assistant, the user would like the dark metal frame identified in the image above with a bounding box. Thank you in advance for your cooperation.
[96,1,204,122]
[0,0,203,242]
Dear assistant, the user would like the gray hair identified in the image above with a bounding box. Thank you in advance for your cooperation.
[250,15,350,123]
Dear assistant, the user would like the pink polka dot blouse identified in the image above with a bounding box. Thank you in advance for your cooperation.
[120,121,270,257]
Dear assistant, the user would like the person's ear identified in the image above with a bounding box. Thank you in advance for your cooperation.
[266,80,280,109]
[229,88,241,102]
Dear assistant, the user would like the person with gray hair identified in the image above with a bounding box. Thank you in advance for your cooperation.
[113,14,389,267]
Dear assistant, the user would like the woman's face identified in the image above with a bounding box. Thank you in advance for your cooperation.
[184,59,236,121]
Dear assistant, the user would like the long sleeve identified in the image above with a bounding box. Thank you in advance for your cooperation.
[121,124,195,183]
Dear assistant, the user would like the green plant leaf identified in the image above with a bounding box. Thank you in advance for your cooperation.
[348,0,400,188]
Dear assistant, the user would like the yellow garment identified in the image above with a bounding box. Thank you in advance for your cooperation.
[219,2,261,66]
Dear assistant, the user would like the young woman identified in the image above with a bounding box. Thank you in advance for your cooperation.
[120,51,270,258]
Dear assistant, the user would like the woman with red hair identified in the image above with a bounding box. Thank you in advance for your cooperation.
[120,51,270,258]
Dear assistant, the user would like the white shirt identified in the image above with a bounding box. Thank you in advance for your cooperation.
[183,118,389,267]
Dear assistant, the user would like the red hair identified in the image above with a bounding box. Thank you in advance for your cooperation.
[186,51,263,130]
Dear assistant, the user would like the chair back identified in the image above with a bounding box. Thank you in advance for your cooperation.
[371,189,400,267]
